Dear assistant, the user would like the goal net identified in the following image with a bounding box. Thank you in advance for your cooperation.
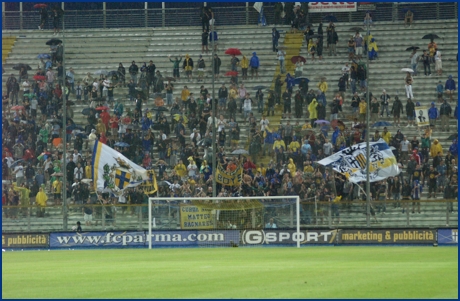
[148,196,301,249]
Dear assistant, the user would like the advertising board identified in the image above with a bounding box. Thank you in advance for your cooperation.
[49,231,145,248]
[437,229,458,245]
[308,2,357,13]
[240,230,339,245]
[2,233,49,248]
[340,229,436,244]
[148,230,240,247]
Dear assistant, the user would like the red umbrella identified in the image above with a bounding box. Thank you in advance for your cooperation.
[95,106,110,111]
[11,105,25,111]
[291,55,306,64]
[33,4,47,8]
[225,48,242,56]
[225,71,238,77]
[33,75,46,81]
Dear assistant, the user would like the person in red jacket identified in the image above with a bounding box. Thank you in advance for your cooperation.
[243,157,256,170]
[100,109,110,130]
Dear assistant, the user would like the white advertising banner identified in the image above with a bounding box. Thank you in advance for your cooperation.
[308,2,358,13]
[415,106,430,127]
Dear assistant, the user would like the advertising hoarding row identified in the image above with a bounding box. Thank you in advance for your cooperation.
[2,229,456,249]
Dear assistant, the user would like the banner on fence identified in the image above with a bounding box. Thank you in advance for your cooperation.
[147,230,240,247]
[180,205,214,230]
[308,2,357,13]
[49,231,145,248]
[240,230,339,245]
[2,233,49,248]
[437,229,458,245]
[340,229,436,244]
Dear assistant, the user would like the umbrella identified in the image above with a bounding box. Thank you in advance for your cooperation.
[330,119,345,129]
[152,106,169,112]
[107,70,120,77]
[81,178,92,184]
[314,120,330,124]
[10,105,25,111]
[33,3,47,8]
[165,77,176,82]
[197,138,212,147]
[447,134,457,141]
[305,34,323,39]
[405,46,420,51]
[290,56,306,64]
[33,75,46,81]
[51,172,64,177]
[293,77,310,85]
[10,159,24,168]
[95,106,110,111]
[81,108,96,116]
[12,63,31,71]
[114,142,130,147]
[353,124,366,129]
[225,71,238,77]
[422,33,440,40]
[371,121,392,127]
[231,149,249,155]
[45,38,62,46]
[323,15,338,22]
[36,53,51,59]
[173,114,188,124]
[151,92,166,99]
[94,70,108,75]
[75,132,87,138]
[349,27,365,32]
[401,68,414,73]
[134,90,146,99]
[253,85,268,90]
[225,48,242,56]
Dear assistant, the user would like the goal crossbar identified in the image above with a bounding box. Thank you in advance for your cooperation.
[148,196,301,249]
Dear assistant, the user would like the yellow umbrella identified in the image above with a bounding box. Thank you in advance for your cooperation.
[173,114,188,124]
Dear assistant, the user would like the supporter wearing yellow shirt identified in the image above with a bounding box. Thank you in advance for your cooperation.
[85,164,92,179]
[52,178,62,205]
[35,187,48,217]
[331,194,342,224]
[287,158,296,177]
[381,127,392,145]
[289,139,300,153]
[359,99,367,122]
[318,79,328,93]
[174,160,187,178]
[303,164,314,173]
[181,86,190,101]
[273,138,286,152]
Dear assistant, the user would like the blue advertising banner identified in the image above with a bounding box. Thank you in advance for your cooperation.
[148,230,240,247]
[50,232,145,248]
[437,229,458,245]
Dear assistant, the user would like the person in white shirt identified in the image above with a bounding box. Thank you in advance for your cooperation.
[260,115,270,131]
[13,163,25,186]
[30,97,38,118]
[207,112,218,131]
[400,136,411,165]
[72,149,81,163]
[187,158,198,178]
[341,63,350,89]
[75,81,83,101]
[22,79,30,101]
[217,115,227,132]
[74,163,84,181]
[323,139,333,156]
[88,129,97,150]
[243,94,253,121]
[434,48,442,76]
[277,49,286,74]
[265,218,277,229]
[102,79,110,97]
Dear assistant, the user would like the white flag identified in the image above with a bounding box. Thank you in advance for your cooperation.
[317,139,400,183]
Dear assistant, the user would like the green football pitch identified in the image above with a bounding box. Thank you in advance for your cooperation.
[2,246,458,298]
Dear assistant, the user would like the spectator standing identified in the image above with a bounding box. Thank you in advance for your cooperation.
[439,99,452,132]
[354,32,364,60]
[272,27,280,52]
[129,61,139,84]
[427,102,439,128]
[277,48,286,74]
[405,98,415,127]
[327,28,338,56]
[405,72,414,99]
[183,54,194,81]
[421,50,431,76]
[201,30,209,54]
[249,52,260,79]
[213,54,221,80]
[391,96,404,127]
[209,30,218,52]
[410,49,419,76]
[444,75,456,102]
[379,89,390,117]
[434,48,442,76]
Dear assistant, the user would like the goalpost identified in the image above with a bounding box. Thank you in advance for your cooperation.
[148,196,301,249]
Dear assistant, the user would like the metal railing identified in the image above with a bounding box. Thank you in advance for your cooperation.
[2,199,457,233]
[2,3,457,31]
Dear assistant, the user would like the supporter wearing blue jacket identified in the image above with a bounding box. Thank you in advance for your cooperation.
[444,75,456,102]
[249,52,259,79]
[263,129,275,156]
[428,102,439,127]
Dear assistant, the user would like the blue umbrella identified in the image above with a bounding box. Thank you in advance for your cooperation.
[114,142,130,147]
[75,133,86,138]
[293,77,310,85]
[314,120,330,124]
[372,121,392,127]
[37,53,51,59]
[323,15,338,23]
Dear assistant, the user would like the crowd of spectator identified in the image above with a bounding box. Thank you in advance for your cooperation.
[1,6,458,227]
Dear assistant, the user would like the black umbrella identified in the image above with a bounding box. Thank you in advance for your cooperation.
[45,38,62,46]
[422,33,440,40]
[349,27,364,32]
[406,46,420,51]
[151,92,166,99]
[81,107,96,116]
[323,15,338,22]
[107,70,121,77]
[306,34,323,39]
[152,106,169,112]
[12,63,32,71]
[253,85,267,91]
[447,133,457,141]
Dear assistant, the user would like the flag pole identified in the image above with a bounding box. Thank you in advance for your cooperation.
[365,22,371,227]
[211,14,217,198]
